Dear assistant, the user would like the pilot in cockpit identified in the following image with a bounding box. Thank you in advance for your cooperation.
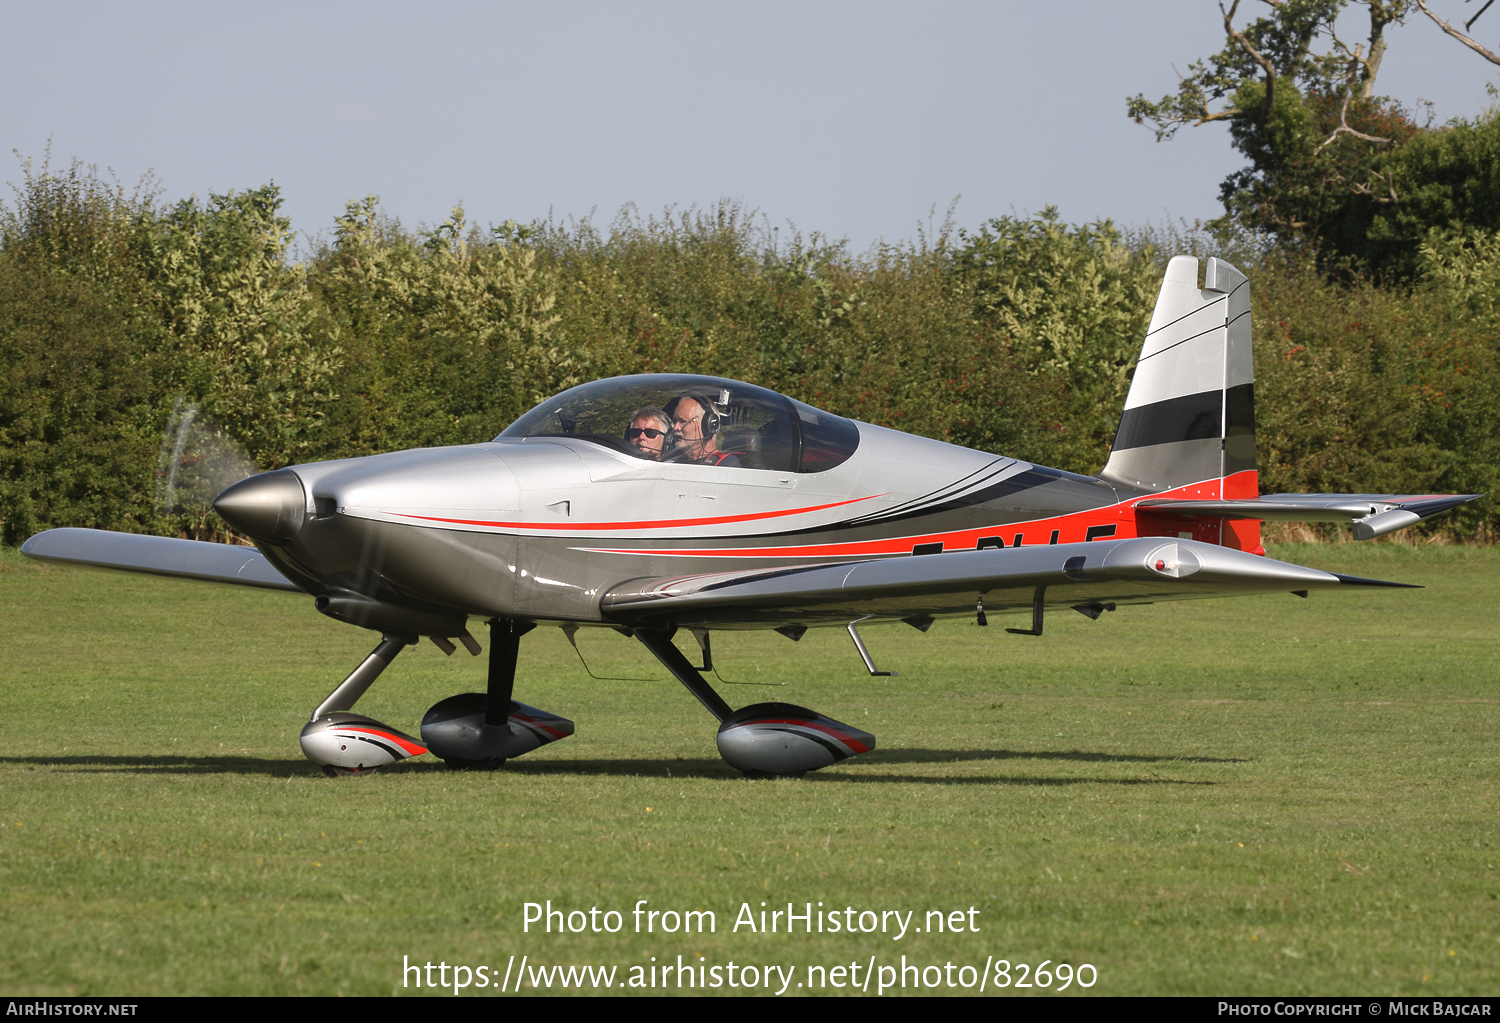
[625,407,671,460]
[665,394,740,467]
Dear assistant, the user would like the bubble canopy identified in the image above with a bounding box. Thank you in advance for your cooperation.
[498,374,861,473]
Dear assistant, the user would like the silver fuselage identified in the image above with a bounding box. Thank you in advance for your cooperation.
[261,424,1131,627]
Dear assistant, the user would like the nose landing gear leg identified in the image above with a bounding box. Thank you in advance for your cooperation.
[300,633,428,777]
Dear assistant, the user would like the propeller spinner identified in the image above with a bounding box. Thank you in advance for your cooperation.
[213,470,307,545]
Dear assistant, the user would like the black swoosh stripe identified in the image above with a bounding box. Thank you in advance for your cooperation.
[353,734,406,759]
[510,719,554,743]
[849,459,1013,522]
[1113,389,1223,450]
[1138,320,1226,363]
[821,467,1082,532]
[1142,293,1226,345]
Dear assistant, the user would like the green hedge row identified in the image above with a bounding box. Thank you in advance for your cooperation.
[1,161,1494,545]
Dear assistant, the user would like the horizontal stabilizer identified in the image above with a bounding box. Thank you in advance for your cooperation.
[1137,493,1478,521]
[1136,493,1479,539]
[1329,573,1421,589]
[601,537,1404,630]
[21,528,301,592]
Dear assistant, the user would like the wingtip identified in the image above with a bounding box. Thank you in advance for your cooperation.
[1330,573,1422,589]
[19,527,68,560]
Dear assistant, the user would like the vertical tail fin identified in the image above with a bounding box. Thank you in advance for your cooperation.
[1100,255,1259,549]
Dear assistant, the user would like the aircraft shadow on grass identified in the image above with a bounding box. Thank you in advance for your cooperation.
[861,747,1247,765]
[0,747,1238,786]
[0,755,344,778]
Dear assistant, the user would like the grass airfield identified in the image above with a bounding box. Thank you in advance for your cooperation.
[0,542,1495,997]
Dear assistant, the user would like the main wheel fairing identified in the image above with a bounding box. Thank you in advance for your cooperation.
[715,702,875,776]
[300,712,427,773]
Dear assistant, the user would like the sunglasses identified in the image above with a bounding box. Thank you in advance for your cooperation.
[627,427,665,440]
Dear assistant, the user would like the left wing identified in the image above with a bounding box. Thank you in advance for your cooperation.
[21,528,302,592]
[600,536,1413,630]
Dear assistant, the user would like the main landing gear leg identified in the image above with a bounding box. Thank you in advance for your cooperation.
[634,627,876,778]
[635,628,732,721]
[420,618,575,770]
[300,633,429,777]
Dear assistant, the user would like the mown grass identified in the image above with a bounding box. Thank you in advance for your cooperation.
[0,542,1495,996]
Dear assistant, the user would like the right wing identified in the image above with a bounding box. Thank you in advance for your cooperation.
[21,528,302,593]
[600,536,1412,631]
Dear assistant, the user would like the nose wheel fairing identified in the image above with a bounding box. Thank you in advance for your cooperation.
[417,618,575,767]
[420,693,575,767]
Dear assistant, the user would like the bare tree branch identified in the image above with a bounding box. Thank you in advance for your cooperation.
[1222,0,1278,121]
[1466,0,1495,31]
[1417,0,1500,64]
[1364,1,1408,89]
[1328,3,1408,98]
[1314,94,1395,154]
[1326,30,1373,88]
[1348,168,1401,204]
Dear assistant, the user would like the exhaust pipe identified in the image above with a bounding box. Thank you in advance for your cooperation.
[315,589,467,637]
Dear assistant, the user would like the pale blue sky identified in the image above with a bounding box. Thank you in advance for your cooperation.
[3,1,1495,250]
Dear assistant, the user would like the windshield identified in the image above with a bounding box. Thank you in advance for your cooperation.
[497,374,860,473]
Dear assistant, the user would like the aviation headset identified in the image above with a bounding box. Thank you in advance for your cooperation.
[670,394,724,438]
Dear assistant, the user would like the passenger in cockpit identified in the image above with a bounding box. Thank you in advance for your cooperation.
[665,394,740,467]
[625,407,671,460]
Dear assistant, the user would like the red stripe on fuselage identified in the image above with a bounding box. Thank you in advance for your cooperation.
[390,494,883,532]
[575,473,1256,559]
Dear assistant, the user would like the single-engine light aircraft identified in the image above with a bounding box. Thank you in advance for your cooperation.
[22,257,1479,777]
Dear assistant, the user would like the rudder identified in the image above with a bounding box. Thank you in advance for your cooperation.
[1100,255,1259,549]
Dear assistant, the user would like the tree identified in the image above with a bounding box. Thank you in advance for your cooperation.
[1129,1,1500,277]
[143,186,341,469]
[1128,1,1422,258]
[308,198,562,454]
